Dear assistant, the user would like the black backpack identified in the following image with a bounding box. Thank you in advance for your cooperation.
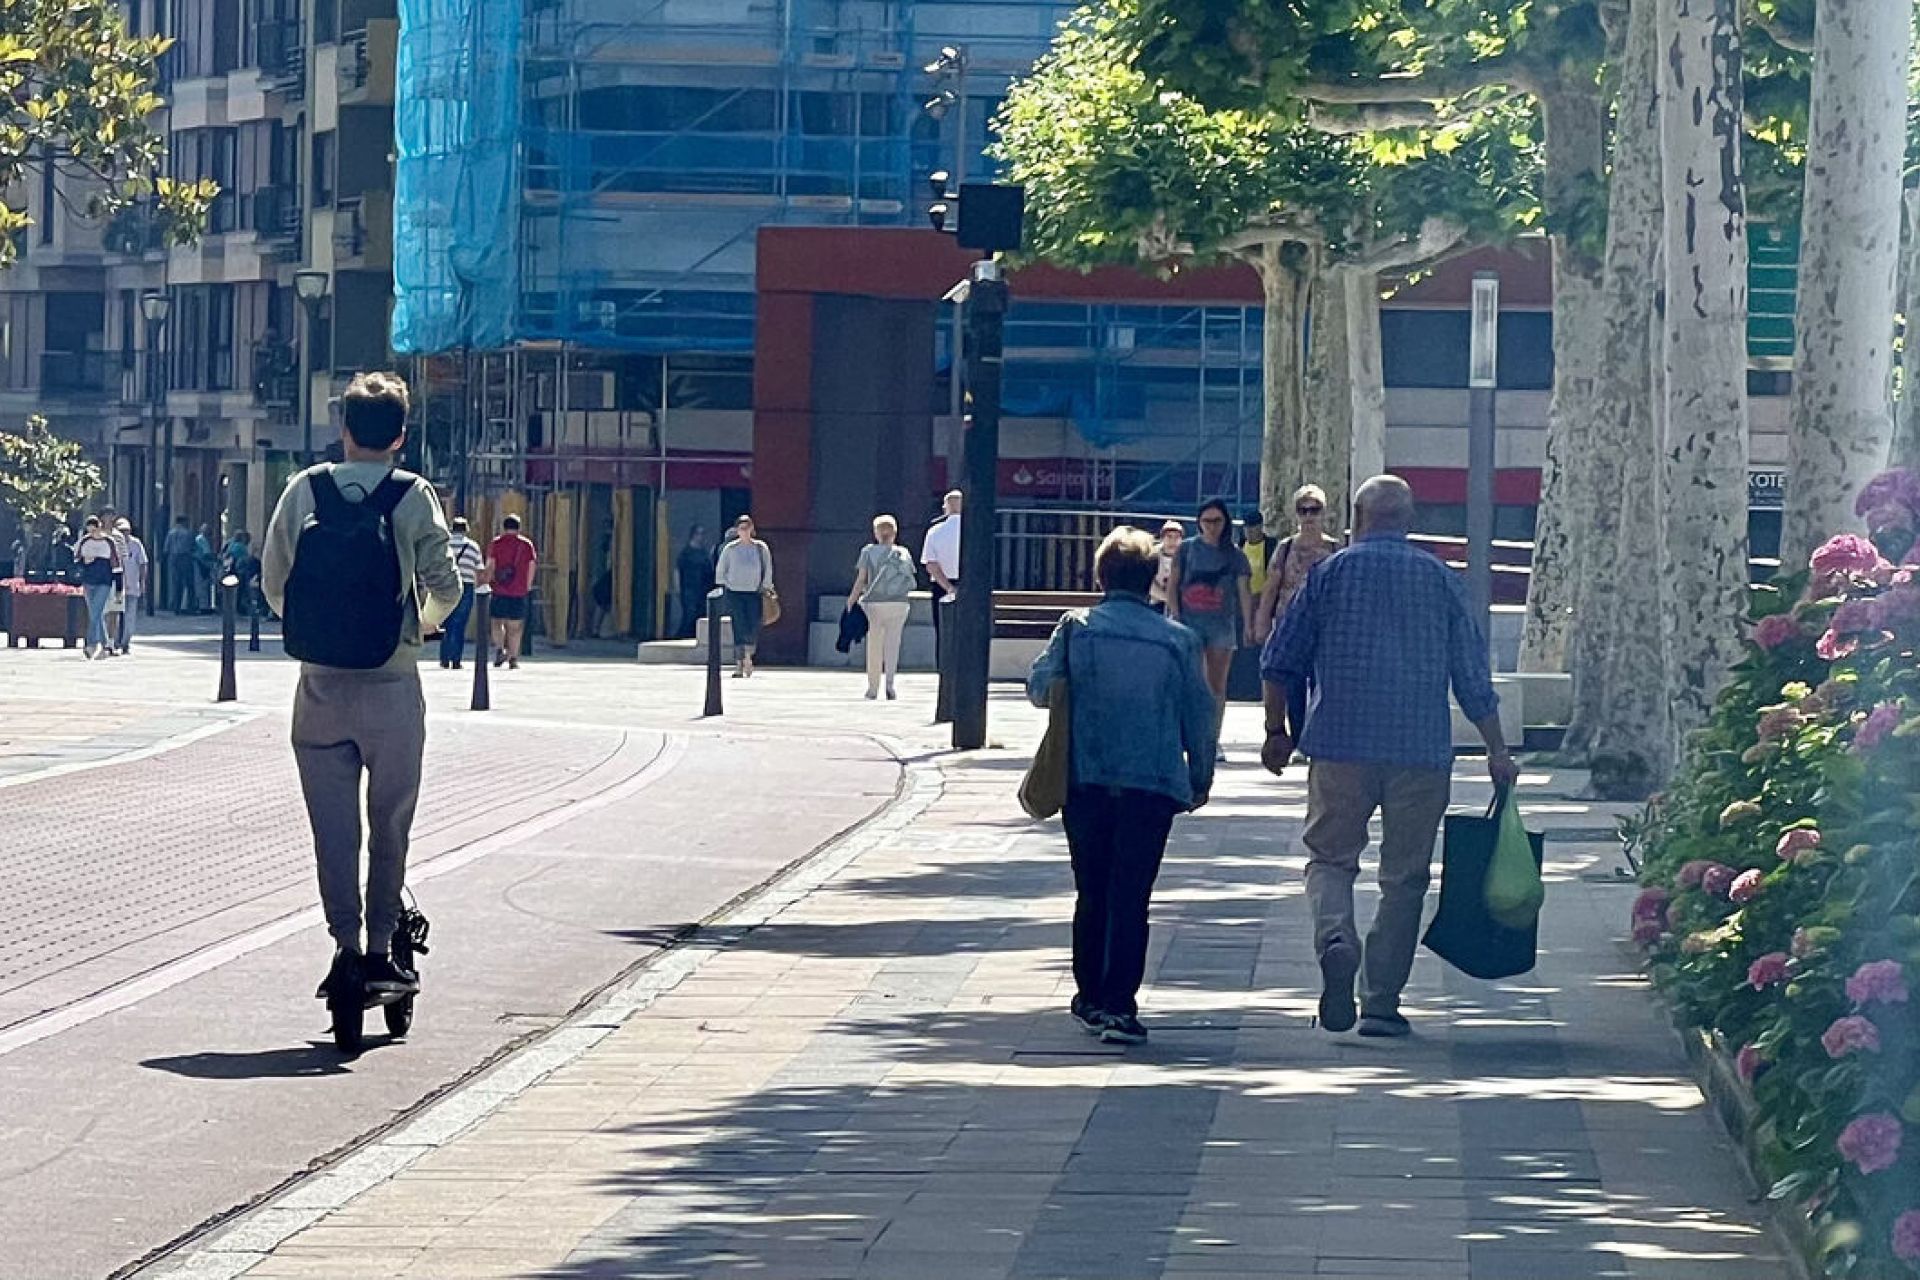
[282,468,414,669]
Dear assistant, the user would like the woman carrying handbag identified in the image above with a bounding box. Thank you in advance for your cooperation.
[1023,526,1218,1046]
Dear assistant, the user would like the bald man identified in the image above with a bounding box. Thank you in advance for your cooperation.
[1260,475,1517,1038]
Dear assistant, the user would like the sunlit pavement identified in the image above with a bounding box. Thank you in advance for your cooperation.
[99,625,1791,1280]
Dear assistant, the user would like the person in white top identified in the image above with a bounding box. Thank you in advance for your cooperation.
[113,516,148,652]
[921,489,962,656]
[714,514,774,678]
[440,516,485,669]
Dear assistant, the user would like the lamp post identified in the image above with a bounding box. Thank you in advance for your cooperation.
[294,269,330,464]
[141,290,171,617]
[924,44,969,487]
[1466,270,1500,650]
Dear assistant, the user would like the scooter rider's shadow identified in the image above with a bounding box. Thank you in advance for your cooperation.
[141,1039,387,1079]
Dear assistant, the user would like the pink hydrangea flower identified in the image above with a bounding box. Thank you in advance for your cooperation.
[1631,918,1664,947]
[1894,1210,1920,1263]
[1854,703,1902,753]
[1846,960,1909,1007]
[1753,614,1803,650]
[1746,952,1790,990]
[1822,1015,1882,1058]
[1756,706,1803,741]
[1701,864,1736,898]
[1735,1044,1766,1084]
[1877,584,1920,627]
[1632,887,1670,923]
[1816,628,1859,661]
[1831,599,1882,634]
[1729,869,1764,903]
[1837,1112,1904,1175]
[1854,468,1920,521]
[1776,828,1821,863]
[1812,534,1890,578]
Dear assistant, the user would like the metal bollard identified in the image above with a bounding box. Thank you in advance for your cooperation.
[703,588,724,717]
[217,574,239,703]
[933,595,954,725]
[471,592,492,711]
[247,591,261,652]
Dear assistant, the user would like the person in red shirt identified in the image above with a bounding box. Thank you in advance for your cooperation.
[485,514,538,669]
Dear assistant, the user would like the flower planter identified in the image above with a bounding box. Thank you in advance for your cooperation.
[3,584,83,648]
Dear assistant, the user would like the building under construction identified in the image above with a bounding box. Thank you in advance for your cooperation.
[392,0,1079,642]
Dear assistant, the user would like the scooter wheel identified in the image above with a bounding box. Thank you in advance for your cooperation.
[329,992,365,1055]
[384,995,414,1038]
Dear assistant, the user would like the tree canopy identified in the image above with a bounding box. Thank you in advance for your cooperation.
[0,0,212,265]
[0,416,102,531]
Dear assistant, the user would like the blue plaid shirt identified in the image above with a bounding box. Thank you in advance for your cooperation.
[1260,532,1499,771]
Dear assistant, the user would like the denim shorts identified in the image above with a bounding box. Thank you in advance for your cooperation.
[1181,609,1240,652]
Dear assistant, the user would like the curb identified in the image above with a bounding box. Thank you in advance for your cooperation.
[132,754,943,1280]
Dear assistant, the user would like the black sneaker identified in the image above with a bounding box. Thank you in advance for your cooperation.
[1317,941,1360,1033]
[1357,1012,1412,1038]
[1099,1013,1148,1045]
[1070,995,1106,1035]
[315,947,361,1000]
[363,952,421,995]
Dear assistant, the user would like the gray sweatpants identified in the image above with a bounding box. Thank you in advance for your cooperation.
[291,667,427,955]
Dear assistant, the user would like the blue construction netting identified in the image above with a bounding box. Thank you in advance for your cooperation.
[390,0,521,353]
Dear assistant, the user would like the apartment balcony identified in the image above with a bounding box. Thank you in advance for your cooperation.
[252,344,300,423]
[250,187,305,258]
[333,191,393,270]
[255,17,308,95]
[337,20,397,105]
[38,351,114,398]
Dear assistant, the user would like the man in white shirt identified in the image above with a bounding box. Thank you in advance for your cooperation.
[921,489,963,655]
[440,516,485,669]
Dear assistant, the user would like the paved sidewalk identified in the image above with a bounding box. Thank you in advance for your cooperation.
[151,739,1790,1280]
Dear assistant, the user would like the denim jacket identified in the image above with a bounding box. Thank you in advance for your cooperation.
[1026,591,1218,809]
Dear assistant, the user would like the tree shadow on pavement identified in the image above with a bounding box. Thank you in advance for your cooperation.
[519,803,1783,1279]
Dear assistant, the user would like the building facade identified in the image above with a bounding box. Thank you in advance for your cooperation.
[0,0,398,561]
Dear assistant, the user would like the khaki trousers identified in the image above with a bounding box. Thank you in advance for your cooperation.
[1301,760,1452,1018]
[292,668,427,954]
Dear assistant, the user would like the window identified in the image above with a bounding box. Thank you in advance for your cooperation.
[120,290,136,369]
[312,132,335,207]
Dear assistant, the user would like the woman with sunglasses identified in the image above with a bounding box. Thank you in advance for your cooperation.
[1253,484,1341,645]
[1166,498,1254,750]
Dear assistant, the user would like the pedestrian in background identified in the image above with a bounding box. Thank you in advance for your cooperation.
[846,513,916,701]
[921,489,962,657]
[1150,519,1182,613]
[714,514,772,678]
[192,524,217,613]
[72,516,118,659]
[1254,483,1341,644]
[1027,525,1217,1046]
[440,516,484,669]
[1261,475,1517,1039]
[115,518,147,652]
[1167,498,1253,755]
[98,508,130,655]
[163,517,194,613]
[1240,510,1271,599]
[486,513,537,670]
[675,525,714,638]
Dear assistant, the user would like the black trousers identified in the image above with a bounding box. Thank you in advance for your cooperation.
[1063,785,1179,1017]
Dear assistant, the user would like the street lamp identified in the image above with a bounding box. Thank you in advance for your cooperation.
[141,290,171,616]
[294,268,330,463]
[923,43,969,490]
[1466,271,1500,647]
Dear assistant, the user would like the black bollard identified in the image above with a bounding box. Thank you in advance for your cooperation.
[933,595,954,725]
[471,591,492,711]
[216,574,238,703]
[247,592,261,652]
[703,588,724,717]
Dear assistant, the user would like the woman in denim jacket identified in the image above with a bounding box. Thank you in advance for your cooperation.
[1026,526,1218,1045]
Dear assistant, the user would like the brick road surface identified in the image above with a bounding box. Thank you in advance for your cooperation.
[0,714,626,1025]
[148,734,1793,1280]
